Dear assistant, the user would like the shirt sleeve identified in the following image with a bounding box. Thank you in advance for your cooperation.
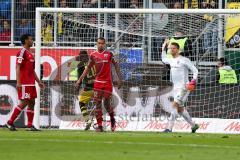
[16,49,26,64]
[110,52,114,59]
[184,58,198,80]
[161,50,171,64]
[110,52,117,64]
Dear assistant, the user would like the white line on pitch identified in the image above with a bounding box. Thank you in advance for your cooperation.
[0,138,239,149]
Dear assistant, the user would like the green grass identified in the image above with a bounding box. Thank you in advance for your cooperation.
[0,129,240,160]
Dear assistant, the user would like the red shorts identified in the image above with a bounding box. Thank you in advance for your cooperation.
[93,81,112,101]
[18,86,37,100]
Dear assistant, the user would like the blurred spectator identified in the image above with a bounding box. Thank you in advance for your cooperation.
[76,0,84,7]
[16,18,34,41]
[42,17,53,45]
[151,0,168,61]
[58,0,69,37]
[15,0,36,42]
[216,57,238,84]
[0,20,11,41]
[128,0,142,22]
[76,0,98,9]
[210,0,217,8]
[0,0,11,19]
[190,0,199,9]
[171,1,184,29]
[120,0,143,45]
[129,0,139,8]
[119,0,142,8]
[59,0,69,8]
[202,0,218,55]
[81,0,98,24]
[43,0,52,7]
[152,0,168,31]
[75,0,98,44]
[129,0,143,8]
[127,0,141,22]
[173,1,182,9]
[67,0,78,8]
[82,0,98,8]
[183,0,211,9]
[15,0,34,22]
[102,0,115,8]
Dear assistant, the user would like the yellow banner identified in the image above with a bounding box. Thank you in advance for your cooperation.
[225,2,240,47]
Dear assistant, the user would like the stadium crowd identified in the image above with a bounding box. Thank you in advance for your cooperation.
[0,0,222,45]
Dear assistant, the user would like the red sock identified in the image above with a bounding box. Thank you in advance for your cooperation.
[8,105,24,125]
[108,106,115,120]
[27,107,34,127]
[95,108,103,127]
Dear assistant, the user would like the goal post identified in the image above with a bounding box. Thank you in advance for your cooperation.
[35,8,240,132]
[34,9,41,129]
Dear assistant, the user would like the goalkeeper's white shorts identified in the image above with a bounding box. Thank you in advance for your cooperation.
[173,88,190,106]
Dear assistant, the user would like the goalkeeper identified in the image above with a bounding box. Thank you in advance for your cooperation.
[161,39,199,133]
[72,50,96,130]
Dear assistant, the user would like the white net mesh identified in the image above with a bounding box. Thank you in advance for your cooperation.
[38,9,240,128]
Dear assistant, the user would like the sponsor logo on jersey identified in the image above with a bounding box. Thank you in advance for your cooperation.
[104,54,108,58]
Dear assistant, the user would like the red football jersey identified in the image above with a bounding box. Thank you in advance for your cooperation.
[16,48,35,85]
[89,50,113,83]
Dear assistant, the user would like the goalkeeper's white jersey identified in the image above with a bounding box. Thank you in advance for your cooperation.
[162,51,198,89]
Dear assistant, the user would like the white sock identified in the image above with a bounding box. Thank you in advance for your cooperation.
[180,109,195,127]
[167,109,178,131]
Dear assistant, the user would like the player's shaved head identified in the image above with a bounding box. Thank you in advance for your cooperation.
[97,37,106,52]
[97,37,105,42]
[20,34,33,48]
[20,34,32,45]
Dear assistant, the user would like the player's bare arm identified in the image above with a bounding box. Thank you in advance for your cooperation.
[75,59,93,89]
[161,38,171,64]
[34,71,45,89]
[112,58,123,89]
[162,38,169,50]
[16,63,21,88]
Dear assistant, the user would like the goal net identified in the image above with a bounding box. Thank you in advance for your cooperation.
[35,8,240,131]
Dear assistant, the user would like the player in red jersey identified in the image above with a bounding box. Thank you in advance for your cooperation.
[75,37,123,132]
[5,34,45,131]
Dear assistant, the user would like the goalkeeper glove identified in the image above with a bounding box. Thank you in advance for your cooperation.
[186,79,196,91]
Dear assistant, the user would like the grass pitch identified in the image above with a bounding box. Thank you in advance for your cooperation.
[0,129,239,160]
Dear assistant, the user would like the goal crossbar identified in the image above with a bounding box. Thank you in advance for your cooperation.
[36,8,240,14]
